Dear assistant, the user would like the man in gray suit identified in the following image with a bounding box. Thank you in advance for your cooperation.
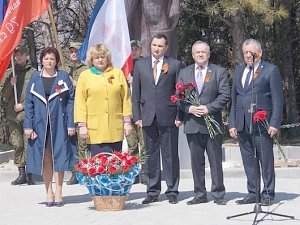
[132,34,182,204]
[228,39,284,206]
[177,41,230,205]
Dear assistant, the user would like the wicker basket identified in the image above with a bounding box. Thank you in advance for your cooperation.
[92,196,127,211]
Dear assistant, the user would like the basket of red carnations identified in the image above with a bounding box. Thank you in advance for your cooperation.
[75,152,140,211]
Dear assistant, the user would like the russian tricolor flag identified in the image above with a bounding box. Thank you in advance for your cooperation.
[78,0,133,76]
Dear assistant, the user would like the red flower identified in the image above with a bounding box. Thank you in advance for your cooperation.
[88,167,97,176]
[55,85,61,93]
[253,110,288,162]
[175,82,183,90]
[171,81,223,138]
[108,166,117,174]
[170,95,177,103]
[75,151,140,177]
[81,167,88,174]
[97,166,105,174]
[121,165,130,172]
[170,82,198,104]
[253,110,267,123]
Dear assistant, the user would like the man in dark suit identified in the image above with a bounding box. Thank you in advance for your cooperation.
[177,41,230,205]
[228,39,284,206]
[132,34,182,204]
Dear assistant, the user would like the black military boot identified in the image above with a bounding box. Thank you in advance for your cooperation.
[11,166,27,185]
[139,165,147,185]
[67,171,78,185]
[26,173,36,185]
[133,174,140,184]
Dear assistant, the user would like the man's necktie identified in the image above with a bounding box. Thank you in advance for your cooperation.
[153,59,159,83]
[196,66,204,93]
[244,67,252,90]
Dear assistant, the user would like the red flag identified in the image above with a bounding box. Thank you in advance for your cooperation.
[0,0,50,82]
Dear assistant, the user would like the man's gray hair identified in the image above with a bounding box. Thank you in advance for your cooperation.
[192,40,210,52]
[242,39,262,51]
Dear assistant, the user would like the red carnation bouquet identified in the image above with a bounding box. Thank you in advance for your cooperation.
[253,110,287,162]
[75,152,140,196]
[171,82,222,138]
[75,152,139,177]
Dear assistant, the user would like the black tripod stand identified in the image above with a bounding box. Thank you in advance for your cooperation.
[227,153,295,224]
[227,54,294,224]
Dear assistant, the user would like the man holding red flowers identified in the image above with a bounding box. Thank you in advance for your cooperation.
[228,39,284,206]
[177,40,230,205]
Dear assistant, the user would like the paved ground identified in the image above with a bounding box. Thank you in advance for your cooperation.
[1,162,300,225]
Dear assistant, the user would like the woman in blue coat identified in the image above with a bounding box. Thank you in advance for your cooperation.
[24,47,76,207]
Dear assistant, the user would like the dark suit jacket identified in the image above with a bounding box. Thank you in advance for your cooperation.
[178,63,230,134]
[132,56,182,126]
[228,60,284,131]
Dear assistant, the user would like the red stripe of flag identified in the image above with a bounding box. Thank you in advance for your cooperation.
[0,0,50,82]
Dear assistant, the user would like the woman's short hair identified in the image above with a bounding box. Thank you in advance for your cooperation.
[86,44,112,67]
[40,47,60,70]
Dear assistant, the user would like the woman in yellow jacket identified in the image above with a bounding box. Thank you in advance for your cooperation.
[74,44,132,156]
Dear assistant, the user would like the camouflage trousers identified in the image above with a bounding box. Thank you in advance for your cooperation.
[8,121,27,167]
[126,122,145,157]
[76,128,88,161]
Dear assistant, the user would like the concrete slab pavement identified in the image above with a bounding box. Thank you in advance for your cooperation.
[1,165,300,225]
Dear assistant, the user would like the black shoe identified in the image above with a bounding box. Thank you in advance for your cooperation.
[27,173,36,185]
[236,196,256,205]
[67,173,78,185]
[261,197,274,206]
[168,195,178,204]
[11,167,27,185]
[186,198,208,205]
[214,197,227,205]
[142,195,158,204]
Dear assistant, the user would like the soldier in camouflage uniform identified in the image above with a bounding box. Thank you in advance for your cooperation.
[0,46,36,185]
[126,40,146,184]
[65,42,87,185]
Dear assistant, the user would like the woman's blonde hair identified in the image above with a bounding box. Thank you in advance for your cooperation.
[86,43,112,67]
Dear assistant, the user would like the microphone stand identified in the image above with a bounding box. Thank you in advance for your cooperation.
[227,54,294,224]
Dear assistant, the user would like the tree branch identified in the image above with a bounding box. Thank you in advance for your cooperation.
[183,8,233,27]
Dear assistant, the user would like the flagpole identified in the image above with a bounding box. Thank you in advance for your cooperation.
[10,55,18,105]
[47,5,65,70]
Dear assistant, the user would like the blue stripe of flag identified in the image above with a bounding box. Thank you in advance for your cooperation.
[0,0,8,24]
[78,0,105,62]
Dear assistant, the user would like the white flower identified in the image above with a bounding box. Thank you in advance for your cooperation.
[58,80,64,86]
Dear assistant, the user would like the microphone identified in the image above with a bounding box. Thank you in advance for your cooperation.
[251,52,256,63]
[251,52,256,58]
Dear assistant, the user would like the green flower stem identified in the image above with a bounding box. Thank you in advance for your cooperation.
[183,89,222,139]
[259,120,288,163]
[204,114,223,138]
[274,137,288,163]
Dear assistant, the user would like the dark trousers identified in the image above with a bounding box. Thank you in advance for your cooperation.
[237,130,275,199]
[88,142,123,157]
[143,118,180,197]
[186,133,225,200]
